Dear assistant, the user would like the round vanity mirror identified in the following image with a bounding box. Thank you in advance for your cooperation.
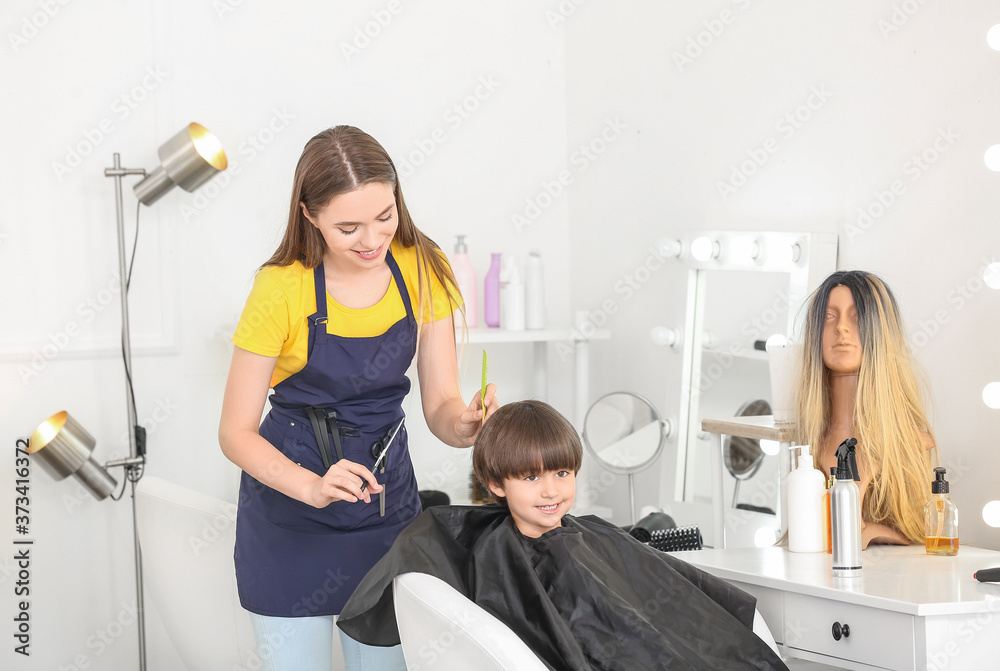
[724,399,771,511]
[583,392,668,525]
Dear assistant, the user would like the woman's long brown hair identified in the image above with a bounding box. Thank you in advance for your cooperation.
[264,125,461,326]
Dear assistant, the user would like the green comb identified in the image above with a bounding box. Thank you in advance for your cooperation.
[481,350,488,425]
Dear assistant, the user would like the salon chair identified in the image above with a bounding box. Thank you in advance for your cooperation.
[391,572,779,669]
[392,572,548,670]
[135,476,348,670]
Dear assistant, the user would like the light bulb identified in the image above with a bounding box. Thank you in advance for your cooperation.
[984,262,1000,289]
[983,382,1000,409]
[983,501,1000,528]
[690,236,715,261]
[984,145,1000,171]
[765,334,788,351]
[760,439,780,456]
[754,526,779,548]
[988,24,1000,50]
[655,238,683,259]
[649,326,679,348]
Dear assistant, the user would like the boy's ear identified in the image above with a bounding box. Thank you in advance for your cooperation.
[487,481,506,499]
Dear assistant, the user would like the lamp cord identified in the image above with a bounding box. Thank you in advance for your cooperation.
[120,197,143,475]
[123,199,140,415]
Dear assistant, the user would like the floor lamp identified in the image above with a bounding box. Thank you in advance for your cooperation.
[28,122,227,671]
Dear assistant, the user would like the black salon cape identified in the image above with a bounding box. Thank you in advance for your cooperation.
[337,505,787,671]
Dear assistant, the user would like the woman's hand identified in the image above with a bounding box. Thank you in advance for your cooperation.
[305,459,383,508]
[454,383,500,445]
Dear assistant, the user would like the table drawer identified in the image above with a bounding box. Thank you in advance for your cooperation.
[783,592,915,670]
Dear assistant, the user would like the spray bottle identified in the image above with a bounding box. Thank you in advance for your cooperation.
[830,437,862,577]
[824,467,835,553]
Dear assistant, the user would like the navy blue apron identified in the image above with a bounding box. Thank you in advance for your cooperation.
[235,251,423,617]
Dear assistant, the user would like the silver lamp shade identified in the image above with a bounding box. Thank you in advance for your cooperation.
[29,411,117,500]
[132,122,228,206]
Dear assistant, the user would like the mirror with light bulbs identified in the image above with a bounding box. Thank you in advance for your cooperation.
[663,231,837,546]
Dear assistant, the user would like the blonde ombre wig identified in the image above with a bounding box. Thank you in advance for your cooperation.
[797,271,935,543]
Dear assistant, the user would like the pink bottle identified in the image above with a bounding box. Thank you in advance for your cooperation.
[484,253,501,327]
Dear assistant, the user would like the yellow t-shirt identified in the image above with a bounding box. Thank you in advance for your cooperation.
[232,241,459,388]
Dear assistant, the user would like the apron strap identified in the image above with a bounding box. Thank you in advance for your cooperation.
[305,406,335,469]
[312,262,328,320]
[385,250,416,324]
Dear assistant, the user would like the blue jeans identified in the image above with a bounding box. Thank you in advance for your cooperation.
[248,612,406,671]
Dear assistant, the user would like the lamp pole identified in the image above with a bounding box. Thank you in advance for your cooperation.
[104,153,148,671]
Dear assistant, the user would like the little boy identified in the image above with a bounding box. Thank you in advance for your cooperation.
[473,399,581,538]
[338,401,787,670]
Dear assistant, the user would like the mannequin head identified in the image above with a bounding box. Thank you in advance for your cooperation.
[797,270,935,542]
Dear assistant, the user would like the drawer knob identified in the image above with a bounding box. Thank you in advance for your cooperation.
[832,622,851,641]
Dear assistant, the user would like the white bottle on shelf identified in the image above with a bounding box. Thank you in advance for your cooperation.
[450,235,478,328]
[500,256,525,331]
[524,250,545,330]
[787,445,826,553]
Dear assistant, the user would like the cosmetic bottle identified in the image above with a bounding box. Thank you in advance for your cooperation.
[525,250,545,330]
[450,235,478,328]
[787,445,826,553]
[484,253,501,328]
[830,438,862,577]
[925,467,959,556]
[824,467,835,554]
[500,257,525,331]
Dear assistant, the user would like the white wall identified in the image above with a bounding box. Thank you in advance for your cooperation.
[2,1,998,669]
[2,2,570,669]
[567,0,1000,547]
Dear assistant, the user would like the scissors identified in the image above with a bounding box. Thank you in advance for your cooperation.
[360,417,404,492]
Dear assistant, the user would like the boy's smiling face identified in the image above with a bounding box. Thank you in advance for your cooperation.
[489,469,576,538]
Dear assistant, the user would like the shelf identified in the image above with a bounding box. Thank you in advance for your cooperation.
[457,326,610,344]
[701,415,796,442]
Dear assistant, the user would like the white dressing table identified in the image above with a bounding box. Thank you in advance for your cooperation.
[670,544,1000,670]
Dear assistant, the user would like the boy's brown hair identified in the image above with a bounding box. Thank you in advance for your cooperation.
[472,400,582,505]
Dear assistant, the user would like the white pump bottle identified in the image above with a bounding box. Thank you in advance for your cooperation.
[787,445,826,553]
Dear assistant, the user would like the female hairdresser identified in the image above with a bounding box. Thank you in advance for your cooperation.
[797,270,936,548]
[219,125,498,671]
